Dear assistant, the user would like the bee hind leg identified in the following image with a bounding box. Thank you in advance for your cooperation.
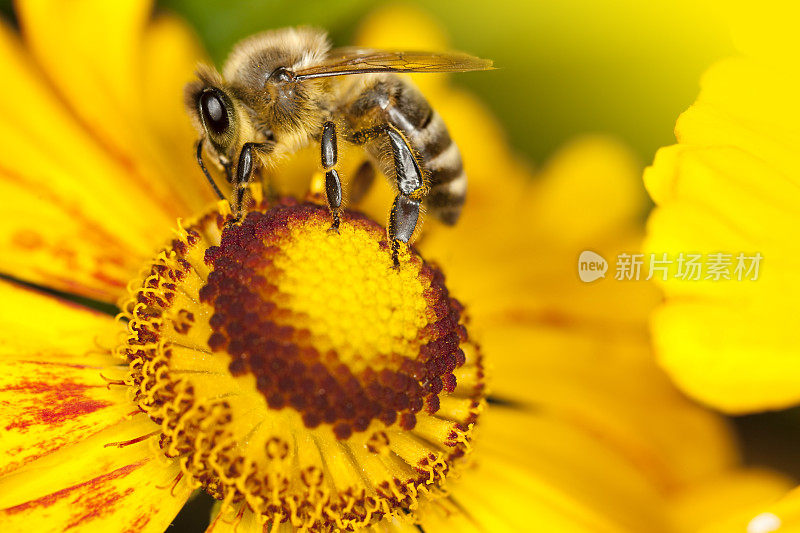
[352,124,426,267]
[389,195,421,266]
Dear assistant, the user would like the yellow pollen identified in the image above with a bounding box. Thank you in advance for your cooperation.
[278,217,427,365]
[117,195,486,532]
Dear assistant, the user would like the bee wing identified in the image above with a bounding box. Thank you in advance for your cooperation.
[293,48,493,80]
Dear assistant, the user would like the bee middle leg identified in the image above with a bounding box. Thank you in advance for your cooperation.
[351,124,426,266]
[320,121,342,232]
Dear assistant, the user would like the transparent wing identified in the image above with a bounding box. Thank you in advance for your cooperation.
[293,48,493,80]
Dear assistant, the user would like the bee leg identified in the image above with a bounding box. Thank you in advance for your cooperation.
[320,121,342,232]
[195,139,225,201]
[349,161,376,205]
[389,195,421,266]
[234,142,270,217]
[353,124,426,266]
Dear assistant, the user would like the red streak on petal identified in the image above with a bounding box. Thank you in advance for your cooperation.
[91,269,127,289]
[122,510,152,533]
[3,378,113,432]
[31,268,120,302]
[11,229,45,250]
[4,460,147,525]
[16,360,102,370]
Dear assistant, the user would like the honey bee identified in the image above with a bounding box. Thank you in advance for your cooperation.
[186,27,492,263]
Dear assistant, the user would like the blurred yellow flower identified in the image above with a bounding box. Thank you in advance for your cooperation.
[643,0,800,414]
[0,1,788,532]
[643,1,800,529]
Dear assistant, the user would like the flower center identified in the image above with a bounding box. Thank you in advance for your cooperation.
[118,194,485,531]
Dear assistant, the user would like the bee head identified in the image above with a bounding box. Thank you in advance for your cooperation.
[185,65,248,171]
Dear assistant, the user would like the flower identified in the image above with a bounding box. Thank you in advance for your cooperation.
[643,1,800,529]
[0,1,787,532]
[643,0,800,414]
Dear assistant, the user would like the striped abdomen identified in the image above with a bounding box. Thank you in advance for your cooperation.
[345,76,467,225]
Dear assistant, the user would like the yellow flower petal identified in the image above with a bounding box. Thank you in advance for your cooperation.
[16,0,186,209]
[0,13,188,301]
[207,507,420,532]
[671,470,791,532]
[0,4,217,302]
[419,463,626,533]
[141,13,218,213]
[643,29,800,412]
[418,407,647,533]
[0,279,192,531]
[0,279,117,361]
[0,416,191,533]
[479,323,738,489]
[17,0,150,148]
[0,279,130,477]
[354,4,450,94]
[417,408,788,533]
[644,141,800,412]
[650,302,800,413]
[421,136,655,327]
[0,357,135,478]
[700,485,800,533]
[531,136,645,246]
[727,0,800,60]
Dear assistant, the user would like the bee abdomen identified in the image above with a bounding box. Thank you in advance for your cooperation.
[388,84,467,225]
[414,113,466,225]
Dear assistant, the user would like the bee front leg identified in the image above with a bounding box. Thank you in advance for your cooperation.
[352,124,426,266]
[195,139,225,201]
[234,142,270,217]
[320,121,342,232]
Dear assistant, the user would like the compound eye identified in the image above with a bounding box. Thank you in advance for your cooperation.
[199,89,230,136]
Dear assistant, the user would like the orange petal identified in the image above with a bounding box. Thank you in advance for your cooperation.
[0,357,137,479]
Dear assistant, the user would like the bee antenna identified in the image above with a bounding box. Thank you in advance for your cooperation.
[196,138,226,201]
